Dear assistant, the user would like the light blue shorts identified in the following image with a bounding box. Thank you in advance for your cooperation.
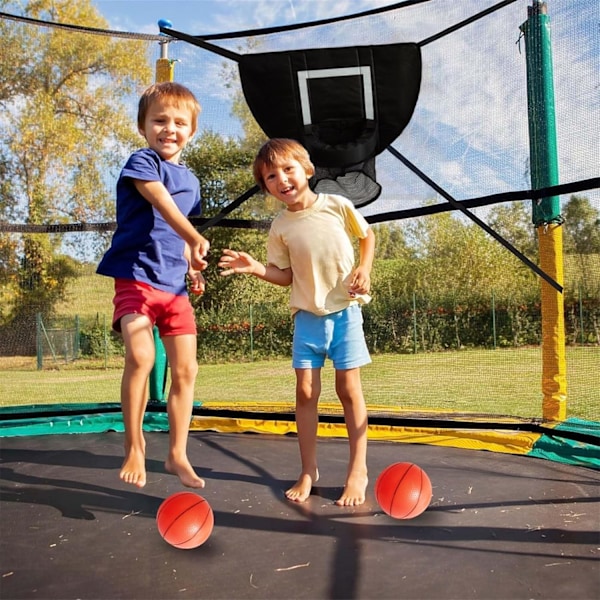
[292,304,371,370]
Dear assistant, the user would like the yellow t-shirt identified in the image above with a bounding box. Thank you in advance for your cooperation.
[267,193,372,316]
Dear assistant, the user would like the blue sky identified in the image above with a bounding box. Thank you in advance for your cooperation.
[92,0,599,214]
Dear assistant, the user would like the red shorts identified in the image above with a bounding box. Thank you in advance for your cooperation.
[112,279,197,336]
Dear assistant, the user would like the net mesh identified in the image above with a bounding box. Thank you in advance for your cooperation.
[0,1,598,427]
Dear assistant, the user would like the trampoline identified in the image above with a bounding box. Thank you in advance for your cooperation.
[1,2,599,599]
[1,429,599,600]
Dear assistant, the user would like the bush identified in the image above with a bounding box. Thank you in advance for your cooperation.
[79,318,122,358]
[196,302,293,362]
[193,291,599,361]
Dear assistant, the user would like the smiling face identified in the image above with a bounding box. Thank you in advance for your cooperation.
[138,99,195,163]
[260,157,317,211]
[253,139,317,211]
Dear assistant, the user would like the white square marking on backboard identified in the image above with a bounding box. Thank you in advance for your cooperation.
[297,66,374,125]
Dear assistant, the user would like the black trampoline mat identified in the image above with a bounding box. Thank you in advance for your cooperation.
[1,431,598,600]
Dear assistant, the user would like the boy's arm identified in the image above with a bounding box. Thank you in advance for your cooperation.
[218,249,292,287]
[358,228,376,272]
[349,228,375,295]
[134,179,209,270]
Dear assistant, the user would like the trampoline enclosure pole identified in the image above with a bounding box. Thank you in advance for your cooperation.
[149,325,168,402]
[155,19,176,83]
[521,1,567,421]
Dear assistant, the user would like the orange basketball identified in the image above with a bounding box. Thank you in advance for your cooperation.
[156,492,214,549]
[375,462,432,519]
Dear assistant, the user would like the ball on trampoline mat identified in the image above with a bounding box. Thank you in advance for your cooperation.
[156,491,214,549]
[375,462,432,519]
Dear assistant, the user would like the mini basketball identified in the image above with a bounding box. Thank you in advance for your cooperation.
[156,491,214,549]
[375,462,432,519]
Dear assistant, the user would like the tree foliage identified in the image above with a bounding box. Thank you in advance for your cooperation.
[488,200,538,259]
[404,212,537,303]
[562,195,600,255]
[1,0,152,225]
[561,195,600,296]
[184,129,286,313]
[0,0,153,351]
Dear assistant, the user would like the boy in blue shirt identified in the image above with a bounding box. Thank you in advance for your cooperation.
[98,82,209,489]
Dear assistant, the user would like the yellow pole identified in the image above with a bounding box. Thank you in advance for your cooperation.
[155,58,174,83]
[155,49,174,83]
[155,20,175,83]
[538,223,567,421]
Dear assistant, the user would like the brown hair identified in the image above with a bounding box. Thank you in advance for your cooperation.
[252,138,315,192]
[137,82,201,132]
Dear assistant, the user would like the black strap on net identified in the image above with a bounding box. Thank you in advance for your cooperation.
[2,178,598,235]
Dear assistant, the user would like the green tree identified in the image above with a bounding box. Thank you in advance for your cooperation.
[562,195,600,298]
[0,0,153,353]
[404,212,538,344]
[488,201,538,259]
[185,131,270,309]
[372,222,412,261]
[562,195,600,255]
[183,125,290,360]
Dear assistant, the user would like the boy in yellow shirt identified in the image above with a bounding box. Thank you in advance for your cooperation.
[219,138,375,506]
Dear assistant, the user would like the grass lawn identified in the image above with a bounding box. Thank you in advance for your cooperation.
[1,347,597,421]
[4,265,590,422]
[54,266,115,320]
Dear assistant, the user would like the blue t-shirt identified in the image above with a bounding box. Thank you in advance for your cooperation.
[97,148,201,296]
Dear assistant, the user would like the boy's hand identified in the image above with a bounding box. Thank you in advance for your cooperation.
[190,236,210,271]
[218,249,256,276]
[188,270,206,295]
[348,265,371,296]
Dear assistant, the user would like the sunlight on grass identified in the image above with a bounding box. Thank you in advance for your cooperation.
[2,348,597,421]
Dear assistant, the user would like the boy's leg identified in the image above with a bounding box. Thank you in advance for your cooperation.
[161,333,205,488]
[119,313,156,488]
[334,367,369,506]
[285,367,321,502]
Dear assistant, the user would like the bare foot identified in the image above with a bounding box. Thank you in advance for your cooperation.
[165,455,205,489]
[335,471,368,506]
[120,446,147,488]
[285,469,319,503]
